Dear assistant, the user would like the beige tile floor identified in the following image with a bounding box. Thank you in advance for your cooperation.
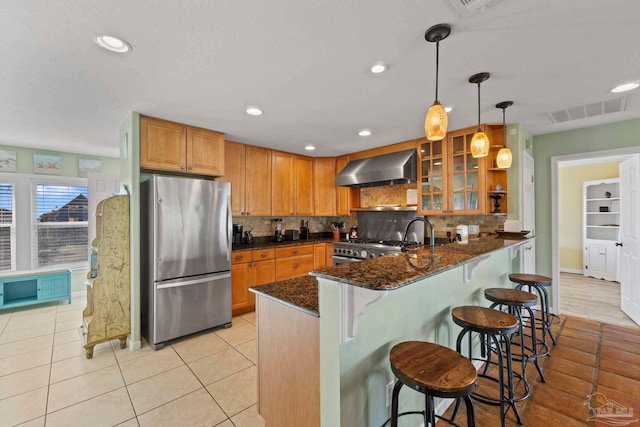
[0,298,265,427]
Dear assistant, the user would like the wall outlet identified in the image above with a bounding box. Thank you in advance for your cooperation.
[385,380,395,408]
[469,224,479,235]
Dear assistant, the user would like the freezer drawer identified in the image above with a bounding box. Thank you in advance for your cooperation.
[153,272,231,345]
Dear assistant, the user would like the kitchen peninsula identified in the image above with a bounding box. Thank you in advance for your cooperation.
[251,236,532,427]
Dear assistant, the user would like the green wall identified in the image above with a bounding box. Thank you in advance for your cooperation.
[0,145,119,176]
[507,124,533,221]
[532,118,640,277]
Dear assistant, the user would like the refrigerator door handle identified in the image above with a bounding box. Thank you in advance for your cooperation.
[156,273,231,290]
[227,194,232,261]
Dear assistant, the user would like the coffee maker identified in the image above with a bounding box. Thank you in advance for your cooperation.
[233,224,243,245]
[272,218,285,242]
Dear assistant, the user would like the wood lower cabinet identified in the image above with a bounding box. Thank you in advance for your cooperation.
[275,245,314,281]
[231,249,276,316]
[314,243,326,269]
[140,115,224,176]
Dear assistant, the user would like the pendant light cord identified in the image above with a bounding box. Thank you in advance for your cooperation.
[477,82,481,130]
[503,107,507,145]
[435,41,440,102]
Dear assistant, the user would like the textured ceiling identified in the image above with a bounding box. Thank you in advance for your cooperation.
[1,0,639,158]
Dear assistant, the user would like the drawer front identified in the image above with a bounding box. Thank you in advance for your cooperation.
[275,254,314,280]
[232,250,252,264]
[275,244,314,258]
[252,248,275,261]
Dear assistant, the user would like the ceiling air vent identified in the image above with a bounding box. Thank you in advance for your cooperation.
[547,96,628,124]
[446,0,507,16]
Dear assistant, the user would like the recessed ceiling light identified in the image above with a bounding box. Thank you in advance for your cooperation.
[611,82,639,93]
[358,129,372,137]
[245,107,263,116]
[370,62,388,74]
[94,34,131,53]
[304,145,315,151]
[444,106,453,113]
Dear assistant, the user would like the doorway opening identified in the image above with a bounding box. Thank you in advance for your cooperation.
[552,147,640,328]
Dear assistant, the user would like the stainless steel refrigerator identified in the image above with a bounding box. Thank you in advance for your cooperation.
[141,175,232,349]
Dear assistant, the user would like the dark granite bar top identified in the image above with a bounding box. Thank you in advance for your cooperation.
[311,236,529,290]
[250,275,319,317]
[250,236,532,317]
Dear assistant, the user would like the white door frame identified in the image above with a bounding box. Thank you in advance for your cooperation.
[551,146,640,314]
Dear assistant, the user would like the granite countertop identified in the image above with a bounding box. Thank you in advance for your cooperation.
[250,236,532,316]
[250,275,319,317]
[232,235,335,251]
[311,236,530,290]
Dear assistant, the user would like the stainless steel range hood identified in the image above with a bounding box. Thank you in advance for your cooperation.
[335,149,417,188]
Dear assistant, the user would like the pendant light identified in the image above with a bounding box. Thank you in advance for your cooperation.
[495,101,513,168]
[469,72,490,158]
[424,23,451,141]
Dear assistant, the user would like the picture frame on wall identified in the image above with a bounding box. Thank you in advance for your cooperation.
[34,153,62,175]
[0,150,17,172]
[78,158,103,177]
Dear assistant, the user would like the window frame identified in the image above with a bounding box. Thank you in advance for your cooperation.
[0,181,16,271]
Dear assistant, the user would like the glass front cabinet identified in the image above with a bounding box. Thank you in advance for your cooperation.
[419,125,504,216]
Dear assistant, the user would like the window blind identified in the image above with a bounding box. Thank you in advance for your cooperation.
[32,183,89,268]
[0,183,14,271]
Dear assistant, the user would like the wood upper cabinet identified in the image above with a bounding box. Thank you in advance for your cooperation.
[272,152,314,216]
[336,155,360,215]
[221,142,271,216]
[295,156,314,216]
[313,158,336,216]
[221,141,246,216]
[418,124,503,215]
[272,151,295,216]
[245,146,272,216]
[140,116,224,176]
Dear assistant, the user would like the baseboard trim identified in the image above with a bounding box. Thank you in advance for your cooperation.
[560,268,582,275]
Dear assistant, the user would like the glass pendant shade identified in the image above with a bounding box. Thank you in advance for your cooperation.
[470,130,490,158]
[496,147,512,168]
[425,101,447,141]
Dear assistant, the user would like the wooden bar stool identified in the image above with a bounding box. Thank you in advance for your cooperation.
[509,273,559,347]
[386,341,477,427]
[451,306,524,427]
[484,288,546,383]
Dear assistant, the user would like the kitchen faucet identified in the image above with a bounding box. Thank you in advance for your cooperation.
[402,217,435,249]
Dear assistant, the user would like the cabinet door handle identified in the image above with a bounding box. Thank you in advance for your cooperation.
[616,242,623,247]
[293,263,299,268]
[181,165,186,170]
[261,253,267,258]
[293,249,299,254]
[188,166,193,171]
[236,255,244,260]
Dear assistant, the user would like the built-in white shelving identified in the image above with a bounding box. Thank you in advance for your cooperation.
[583,178,620,281]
